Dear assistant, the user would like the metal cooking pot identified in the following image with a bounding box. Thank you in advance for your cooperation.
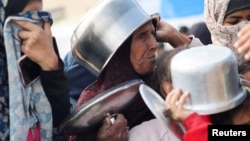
[170,45,247,115]
[71,0,159,75]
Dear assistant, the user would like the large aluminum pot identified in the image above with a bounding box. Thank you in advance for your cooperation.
[170,45,247,115]
[71,0,159,75]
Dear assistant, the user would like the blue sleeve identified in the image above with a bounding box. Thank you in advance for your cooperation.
[63,51,97,109]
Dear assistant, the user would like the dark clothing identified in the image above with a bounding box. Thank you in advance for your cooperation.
[42,39,71,140]
[39,38,71,140]
[188,22,212,45]
[4,0,30,18]
[69,37,154,141]
[41,67,71,141]
[44,37,71,128]
[41,68,71,128]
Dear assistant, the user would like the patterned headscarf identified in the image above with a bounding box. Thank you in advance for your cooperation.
[0,0,53,140]
[204,0,250,59]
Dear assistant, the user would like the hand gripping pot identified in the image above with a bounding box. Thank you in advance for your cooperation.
[71,0,159,75]
[170,45,247,115]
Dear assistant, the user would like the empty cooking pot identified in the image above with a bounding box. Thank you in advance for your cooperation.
[170,45,247,115]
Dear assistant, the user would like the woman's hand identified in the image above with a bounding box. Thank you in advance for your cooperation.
[97,114,129,141]
[165,88,193,121]
[234,24,250,60]
[14,20,59,71]
[156,20,191,48]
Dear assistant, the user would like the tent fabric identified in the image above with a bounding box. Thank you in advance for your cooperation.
[160,0,204,19]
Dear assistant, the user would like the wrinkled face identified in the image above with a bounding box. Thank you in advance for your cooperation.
[223,8,250,26]
[130,21,157,75]
[23,0,43,11]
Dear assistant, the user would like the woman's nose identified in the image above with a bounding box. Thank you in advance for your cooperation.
[148,35,158,49]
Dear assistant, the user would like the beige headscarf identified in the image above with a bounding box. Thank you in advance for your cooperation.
[204,0,250,59]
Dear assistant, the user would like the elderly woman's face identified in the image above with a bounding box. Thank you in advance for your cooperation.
[223,8,250,26]
[130,21,157,75]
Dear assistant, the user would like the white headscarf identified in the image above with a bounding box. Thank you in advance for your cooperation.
[204,0,250,58]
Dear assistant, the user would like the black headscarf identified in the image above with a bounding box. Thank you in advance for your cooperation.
[226,0,250,16]
[4,0,30,18]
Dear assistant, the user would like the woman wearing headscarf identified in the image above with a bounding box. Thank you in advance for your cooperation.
[67,0,203,141]
[204,0,250,61]
[0,0,70,140]
[69,16,165,141]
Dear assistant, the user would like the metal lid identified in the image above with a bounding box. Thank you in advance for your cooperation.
[60,79,144,135]
[139,84,184,140]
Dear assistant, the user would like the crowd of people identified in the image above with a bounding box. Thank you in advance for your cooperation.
[1,0,250,140]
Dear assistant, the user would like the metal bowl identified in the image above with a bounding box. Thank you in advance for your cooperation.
[170,45,247,115]
[71,0,159,75]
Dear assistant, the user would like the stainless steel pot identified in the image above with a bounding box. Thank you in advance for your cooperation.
[170,45,247,115]
[71,0,159,75]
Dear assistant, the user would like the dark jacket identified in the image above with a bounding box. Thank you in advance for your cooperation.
[63,51,97,108]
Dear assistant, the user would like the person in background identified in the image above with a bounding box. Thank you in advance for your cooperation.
[236,54,250,81]
[188,22,212,45]
[178,26,189,36]
[0,0,70,140]
[156,42,165,55]
[204,0,250,61]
